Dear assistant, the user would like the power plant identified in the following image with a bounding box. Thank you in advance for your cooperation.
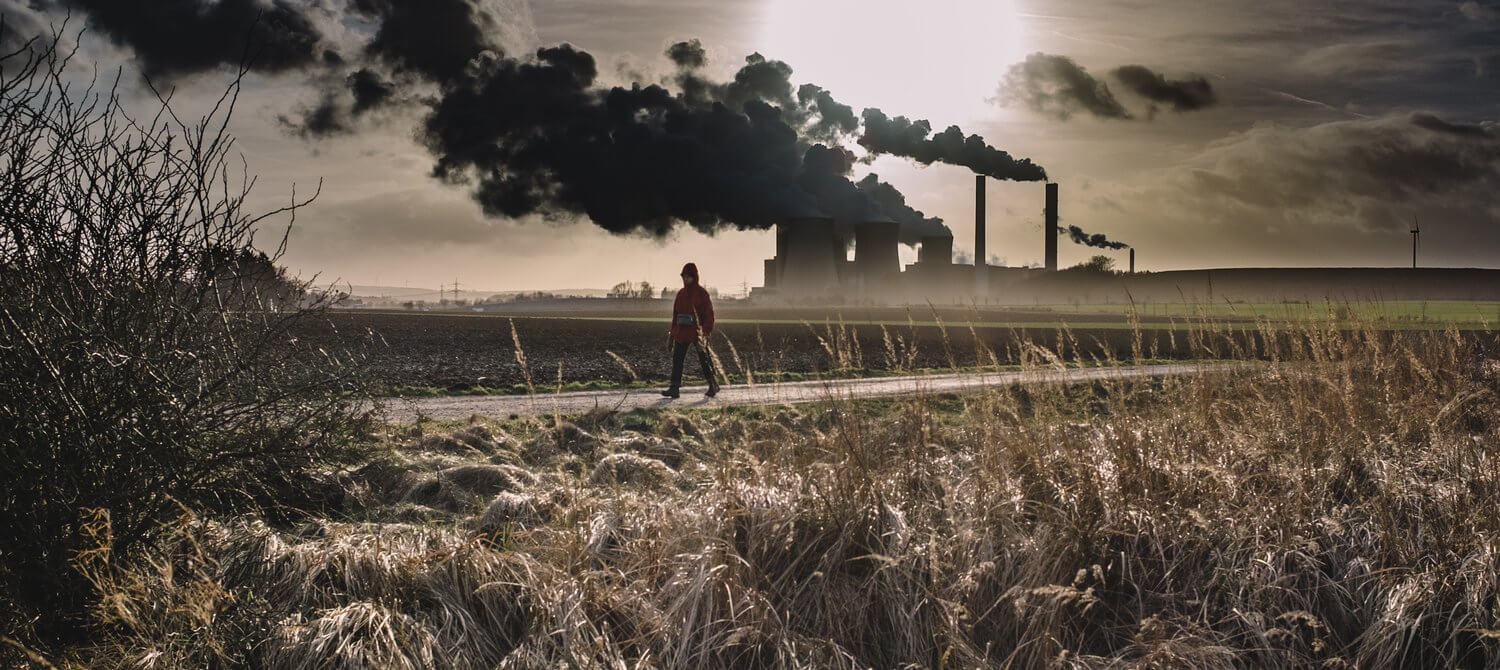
[750,175,1500,305]
[755,178,1070,303]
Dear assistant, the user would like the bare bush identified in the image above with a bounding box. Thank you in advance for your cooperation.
[0,32,374,646]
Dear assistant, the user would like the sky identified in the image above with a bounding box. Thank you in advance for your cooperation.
[2,0,1498,293]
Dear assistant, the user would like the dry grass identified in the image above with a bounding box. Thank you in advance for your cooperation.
[57,312,1500,669]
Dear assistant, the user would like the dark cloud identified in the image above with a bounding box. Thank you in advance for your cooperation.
[1110,65,1217,113]
[665,38,705,69]
[1409,112,1496,137]
[1475,52,1500,78]
[58,0,330,78]
[858,108,1048,180]
[1459,1,1499,23]
[0,2,50,54]
[1168,113,1500,236]
[998,52,1131,121]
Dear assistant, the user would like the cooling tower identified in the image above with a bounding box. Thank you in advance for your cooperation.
[777,217,839,295]
[919,236,953,265]
[1044,182,1059,272]
[854,221,900,280]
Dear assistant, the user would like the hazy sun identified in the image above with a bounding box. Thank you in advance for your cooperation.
[755,0,1027,124]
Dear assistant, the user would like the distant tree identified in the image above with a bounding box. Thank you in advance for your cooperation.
[1066,255,1118,274]
[636,281,654,299]
[661,287,673,299]
[608,280,636,298]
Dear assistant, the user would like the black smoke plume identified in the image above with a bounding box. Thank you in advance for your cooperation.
[348,68,397,113]
[1110,65,1216,113]
[349,0,511,84]
[284,68,398,137]
[856,174,948,243]
[859,108,1048,181]
[14,1,1046,242]
[797,83,857,141]
[417,42,1035,241]
[999,53,1130,121]
[1061,225,1129,250]
[999,53,1217,121]
[424,46,817,236]
[51,0,331,78]
[665,38,706,69]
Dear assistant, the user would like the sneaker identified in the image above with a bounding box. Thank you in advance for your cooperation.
[705,384,720,398]
[660,388,680,399]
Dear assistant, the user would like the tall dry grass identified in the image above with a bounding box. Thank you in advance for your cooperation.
[58,312,1500,669]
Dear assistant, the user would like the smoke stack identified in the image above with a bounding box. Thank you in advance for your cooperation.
[1044,182,1059,272]
[1129,248,1135,274]
[975,175,986,289]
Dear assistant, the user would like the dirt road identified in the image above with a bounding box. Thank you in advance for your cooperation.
[378,362,1217,421]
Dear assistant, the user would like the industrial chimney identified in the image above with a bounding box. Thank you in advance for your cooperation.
[1129,247,1136,274]
[975,174,987,289]
[1044,182,1059,272]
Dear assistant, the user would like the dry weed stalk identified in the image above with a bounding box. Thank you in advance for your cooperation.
[57,304,1500,669]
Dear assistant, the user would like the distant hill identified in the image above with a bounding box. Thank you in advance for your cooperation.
[344,286,610,301]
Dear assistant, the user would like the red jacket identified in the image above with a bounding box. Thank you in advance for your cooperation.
[670,263,714,343]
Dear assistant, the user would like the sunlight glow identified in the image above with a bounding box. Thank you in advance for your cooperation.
[755,0,1027,124]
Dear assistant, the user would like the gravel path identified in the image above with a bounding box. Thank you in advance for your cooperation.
[377,362,1218,421]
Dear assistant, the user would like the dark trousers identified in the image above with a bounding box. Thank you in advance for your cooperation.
[670,339,715,389]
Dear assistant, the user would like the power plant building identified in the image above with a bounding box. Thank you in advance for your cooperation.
[755,180,1066,303]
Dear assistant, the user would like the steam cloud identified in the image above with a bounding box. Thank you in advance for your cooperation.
[1061,225,1129,250]
[999,52,1217,121]
[13,0,1050,244]
[999,53,1131,120]
[1111,65,1216,114]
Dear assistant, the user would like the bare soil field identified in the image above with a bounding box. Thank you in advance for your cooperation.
[299,310,1191,391]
